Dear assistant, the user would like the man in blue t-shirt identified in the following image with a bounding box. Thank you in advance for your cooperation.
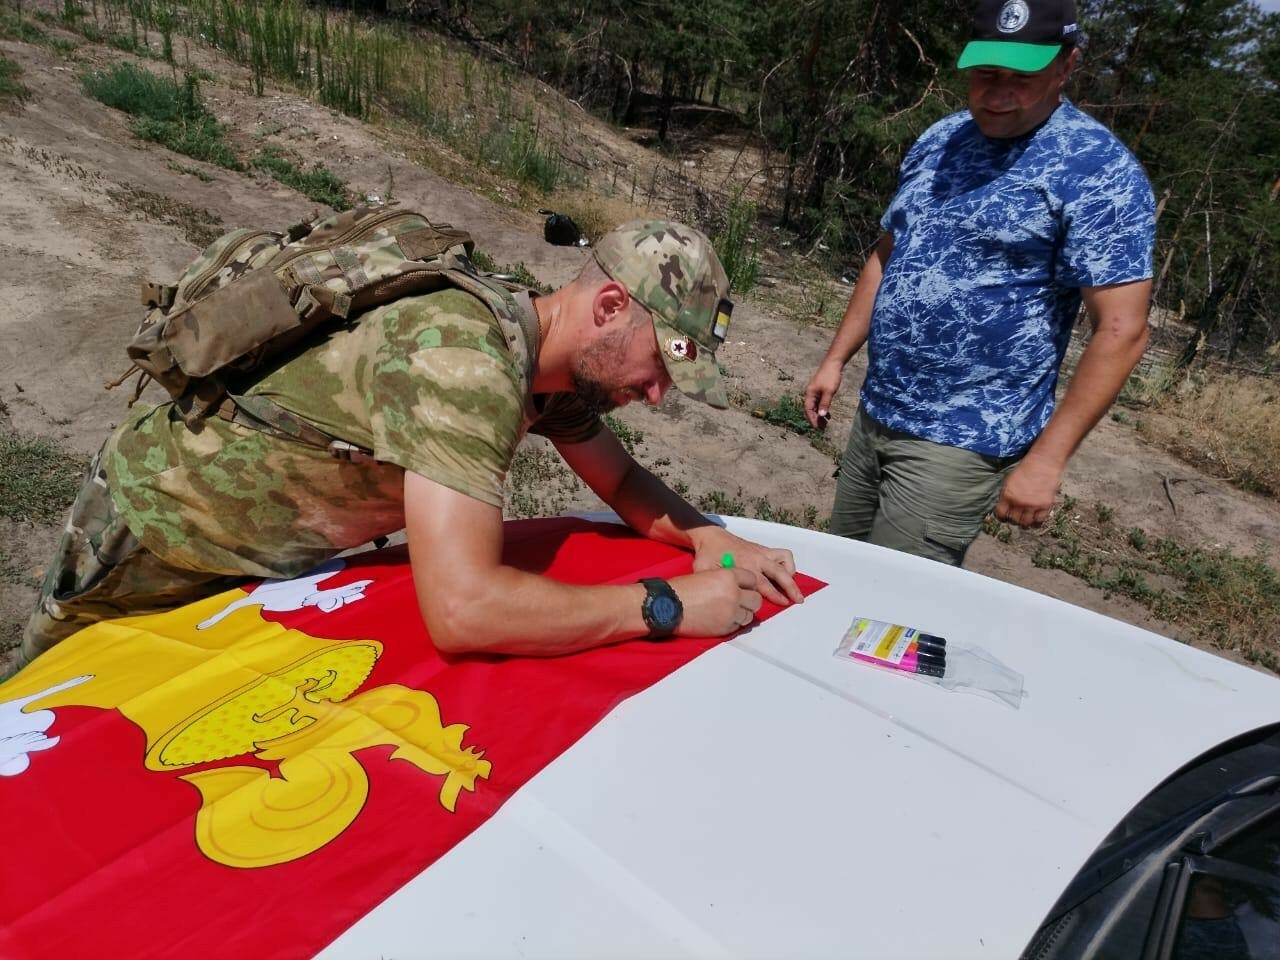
[803,0,1154,566]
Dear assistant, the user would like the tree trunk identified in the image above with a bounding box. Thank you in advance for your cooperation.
[657,61,675,142]
[1175,254,1242,371]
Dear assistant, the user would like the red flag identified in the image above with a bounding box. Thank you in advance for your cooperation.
[0,518,824,959]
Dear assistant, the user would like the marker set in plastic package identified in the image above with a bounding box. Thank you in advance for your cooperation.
[835,616,1025,709]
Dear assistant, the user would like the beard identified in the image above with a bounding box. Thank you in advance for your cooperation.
[569,375,619,417]
[570,323,637,417]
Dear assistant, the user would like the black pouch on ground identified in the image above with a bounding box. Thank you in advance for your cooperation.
[538,209,588,247]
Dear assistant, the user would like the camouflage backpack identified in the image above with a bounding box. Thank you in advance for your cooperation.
[113,205,537,455]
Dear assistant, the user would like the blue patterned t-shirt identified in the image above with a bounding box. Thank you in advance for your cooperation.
[861,100,1155,457]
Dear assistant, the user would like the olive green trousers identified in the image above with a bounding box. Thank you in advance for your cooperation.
[828,407,1021,566]
[16,444,241,674]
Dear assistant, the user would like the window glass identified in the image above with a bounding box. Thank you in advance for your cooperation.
[1172,814,1280,960]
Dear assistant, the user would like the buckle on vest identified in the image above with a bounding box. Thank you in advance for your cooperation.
[141,282,177,310]
[327,440,368,462]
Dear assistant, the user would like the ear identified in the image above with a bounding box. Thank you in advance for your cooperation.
[592,280,631,328]
[1060,46,1081,83]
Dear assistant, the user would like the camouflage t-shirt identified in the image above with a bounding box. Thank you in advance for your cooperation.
[107,287,600,579]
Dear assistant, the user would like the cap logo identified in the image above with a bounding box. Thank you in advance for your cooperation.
[663,336,698,362]
[997,0,1030,33]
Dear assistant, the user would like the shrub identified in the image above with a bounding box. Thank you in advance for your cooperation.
[82,65,241,169]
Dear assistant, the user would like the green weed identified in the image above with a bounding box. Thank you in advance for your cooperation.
[169,161,215,182]
[1034,522,1280,673]
[697,489,746,516]
[0,56,28,108]
[603,415,644,455]
[106,29,146,54]
[254,119,286,138]
[749,497,823,531]
[982,514,1014,543]
[74,0,577,203]
[752,394,814,437]
[0,430,85,525]
[505,444,583,518]
[253,146,350,210]
[693,487,822,530]
[713,188,760,294]
[750,393,837,457]
[82,65,240,169]
[470,250,551,294]
[480,121,568,194]
[3,9,78,54]
[0,9,47,43]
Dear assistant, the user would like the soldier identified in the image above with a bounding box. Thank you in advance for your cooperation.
[19,220,802,671]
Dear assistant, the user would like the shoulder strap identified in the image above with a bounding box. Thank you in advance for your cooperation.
[220,276,541,461]
[439,269,540,398]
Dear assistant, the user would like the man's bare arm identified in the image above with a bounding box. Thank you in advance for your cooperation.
[803,233,894,428]
[556,429,804,606]
[403,470,760,655]
[995,279,1152,527]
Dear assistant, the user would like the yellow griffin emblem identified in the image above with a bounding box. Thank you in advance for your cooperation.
[152,643,491,869]
[0,588,492,869]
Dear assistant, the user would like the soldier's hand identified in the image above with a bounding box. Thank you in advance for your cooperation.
[669,568,762,638]
[690,529,803,607]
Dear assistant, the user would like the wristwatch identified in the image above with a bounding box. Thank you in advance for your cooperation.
[639,578,683,639]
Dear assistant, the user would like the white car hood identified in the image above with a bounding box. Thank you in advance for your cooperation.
[321,517,1280,959]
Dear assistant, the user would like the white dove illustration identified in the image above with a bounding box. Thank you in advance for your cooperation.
[0,674,93,776]
[197,558,374,630]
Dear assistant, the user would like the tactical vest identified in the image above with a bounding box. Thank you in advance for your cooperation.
[112,206,538,458]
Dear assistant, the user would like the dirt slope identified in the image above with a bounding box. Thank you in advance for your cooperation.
[2,22,1277,677]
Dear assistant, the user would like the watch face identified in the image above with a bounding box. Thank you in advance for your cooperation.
[651,594,679,626]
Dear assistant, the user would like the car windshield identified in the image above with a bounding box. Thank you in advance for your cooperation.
[1048,726,1280,917]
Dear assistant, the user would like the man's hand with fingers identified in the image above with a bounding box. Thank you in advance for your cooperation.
[688,527,803,608]
[995,453,1064,528]
[667,567,764,636]
[803,360,844,430]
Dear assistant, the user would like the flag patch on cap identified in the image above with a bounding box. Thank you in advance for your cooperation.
[712,298,733,341]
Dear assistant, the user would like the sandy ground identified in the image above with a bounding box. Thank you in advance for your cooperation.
[2,23,1278,677]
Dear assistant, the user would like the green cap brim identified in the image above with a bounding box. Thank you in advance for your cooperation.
[957,40,1061,72]
[653,318,728,409]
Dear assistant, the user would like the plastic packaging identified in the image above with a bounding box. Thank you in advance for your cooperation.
[835,616,1025,709]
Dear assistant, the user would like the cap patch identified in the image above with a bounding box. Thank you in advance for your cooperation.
[997,0,1031,33]
[663,336,698,362]
[712,298,734,342]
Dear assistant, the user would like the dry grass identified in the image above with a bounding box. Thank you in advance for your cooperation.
[1030,493,1280,674]
[1141,372,1280,497]
[544,189,651,244]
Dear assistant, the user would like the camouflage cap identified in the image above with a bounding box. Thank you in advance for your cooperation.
[593,220,733,409]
